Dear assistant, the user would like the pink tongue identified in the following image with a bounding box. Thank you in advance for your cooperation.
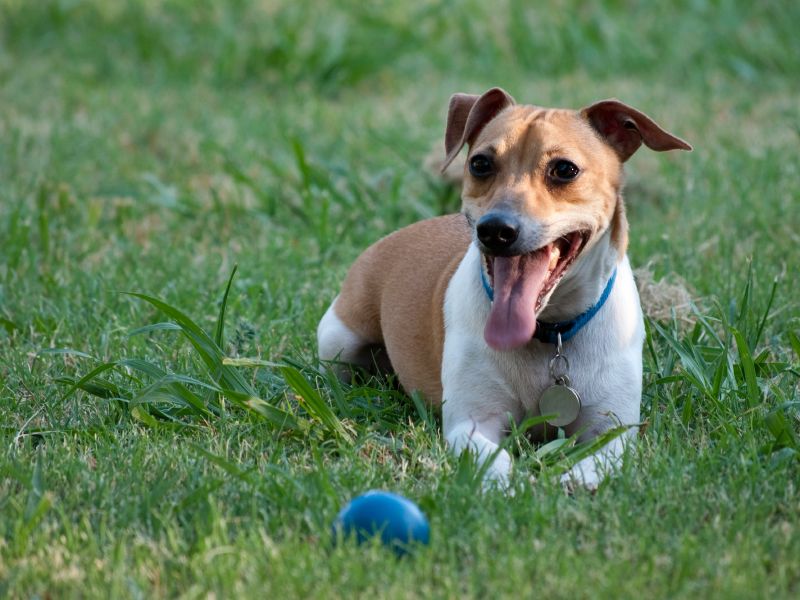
[484,248,552,351]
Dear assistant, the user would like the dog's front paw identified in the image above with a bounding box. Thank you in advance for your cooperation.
[561,462,600,494]
[480,450,513,492]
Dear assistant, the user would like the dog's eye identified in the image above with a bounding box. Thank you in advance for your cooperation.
[469,154,494,178]
[549,160,580,182]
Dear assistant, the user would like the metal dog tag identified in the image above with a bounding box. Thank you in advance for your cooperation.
[540,379,581,427]
[541,334,581,427]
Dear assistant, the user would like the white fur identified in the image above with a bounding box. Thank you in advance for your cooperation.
[442,238,643,491]
[317,297,371,379]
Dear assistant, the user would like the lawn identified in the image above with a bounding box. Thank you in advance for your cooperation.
[1,1,799,597]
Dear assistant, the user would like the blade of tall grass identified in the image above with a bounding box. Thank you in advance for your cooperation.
[130,405,164,428]
[37,348,95,359]
[13,453,53,556]
[763,402,800,453]
[206,265,238,411]
[175,478,226,512]
[753,276,779,347]
[220,388,302,432]
[535,437,572,460]
[56,374,127,401]
[214,265,237,349]
[732,328,761,409]
[127,322,182,337]
[189,444,257,484]
[560,425,633,467]
[0,316,20,334]
[129,371,216,418]
[222,357,283,368]
[787,331,800,361]
[124,291,253,395]
[60,362,126,401]
[650,320,716,400]
[281,365,353,442]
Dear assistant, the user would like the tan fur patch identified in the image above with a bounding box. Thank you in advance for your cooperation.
[610,194,629,255]
[335,215,471,403]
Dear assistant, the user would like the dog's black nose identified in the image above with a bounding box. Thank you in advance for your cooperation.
[476,213,521,253]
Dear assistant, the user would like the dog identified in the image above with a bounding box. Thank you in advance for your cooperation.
[317,87,691,490]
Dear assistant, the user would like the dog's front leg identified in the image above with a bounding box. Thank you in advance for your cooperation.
[561,430,634,492]
[441,335,519,488]
[559,382,640,492]
[558,313,643,492]
[441,250,521,489]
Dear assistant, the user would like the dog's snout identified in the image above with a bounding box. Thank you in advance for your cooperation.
[476,213,521,253]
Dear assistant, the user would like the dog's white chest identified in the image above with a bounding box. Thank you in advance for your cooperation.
[441,244,644,433]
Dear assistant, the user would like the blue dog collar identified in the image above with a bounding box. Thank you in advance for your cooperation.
[480,263,617,345]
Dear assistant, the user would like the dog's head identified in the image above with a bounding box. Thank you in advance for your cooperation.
[442,87,691,350]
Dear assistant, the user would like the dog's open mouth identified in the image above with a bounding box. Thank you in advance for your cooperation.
[481,231,588,350]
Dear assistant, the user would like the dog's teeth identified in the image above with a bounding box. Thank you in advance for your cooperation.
[548,249,560,270]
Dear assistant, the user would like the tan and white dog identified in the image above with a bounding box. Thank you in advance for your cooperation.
[318,88,691,490]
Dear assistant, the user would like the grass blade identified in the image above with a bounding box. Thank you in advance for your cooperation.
[787,331,800,362]
[221,388,302,432]
[37,348,95,360]
[124,291,254,395]
[535,437,571,459]
[215,264,238,348]
[763,407,800,452]
[129,372,215,418]
[120,359,218,416]
[561,425,632,466]
[130,405,163,428]
[55,375,127,400]
[732,327,760,409]
[650,320,715,400]
[280,365,352,442]
[126,322,182,338]
[189,444,256,483]
[222,357,283,368]
[60,362,121,401]
[0,317,19,334]
[175,479,226,512]
[753,276,778,347]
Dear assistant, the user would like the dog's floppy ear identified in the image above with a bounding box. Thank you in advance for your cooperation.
[442,87,515,171]
[582,99,692,162]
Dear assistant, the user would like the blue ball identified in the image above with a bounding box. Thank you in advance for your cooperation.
[333,490,430,555]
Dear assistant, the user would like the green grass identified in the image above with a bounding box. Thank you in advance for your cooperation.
[1,0,799,597]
